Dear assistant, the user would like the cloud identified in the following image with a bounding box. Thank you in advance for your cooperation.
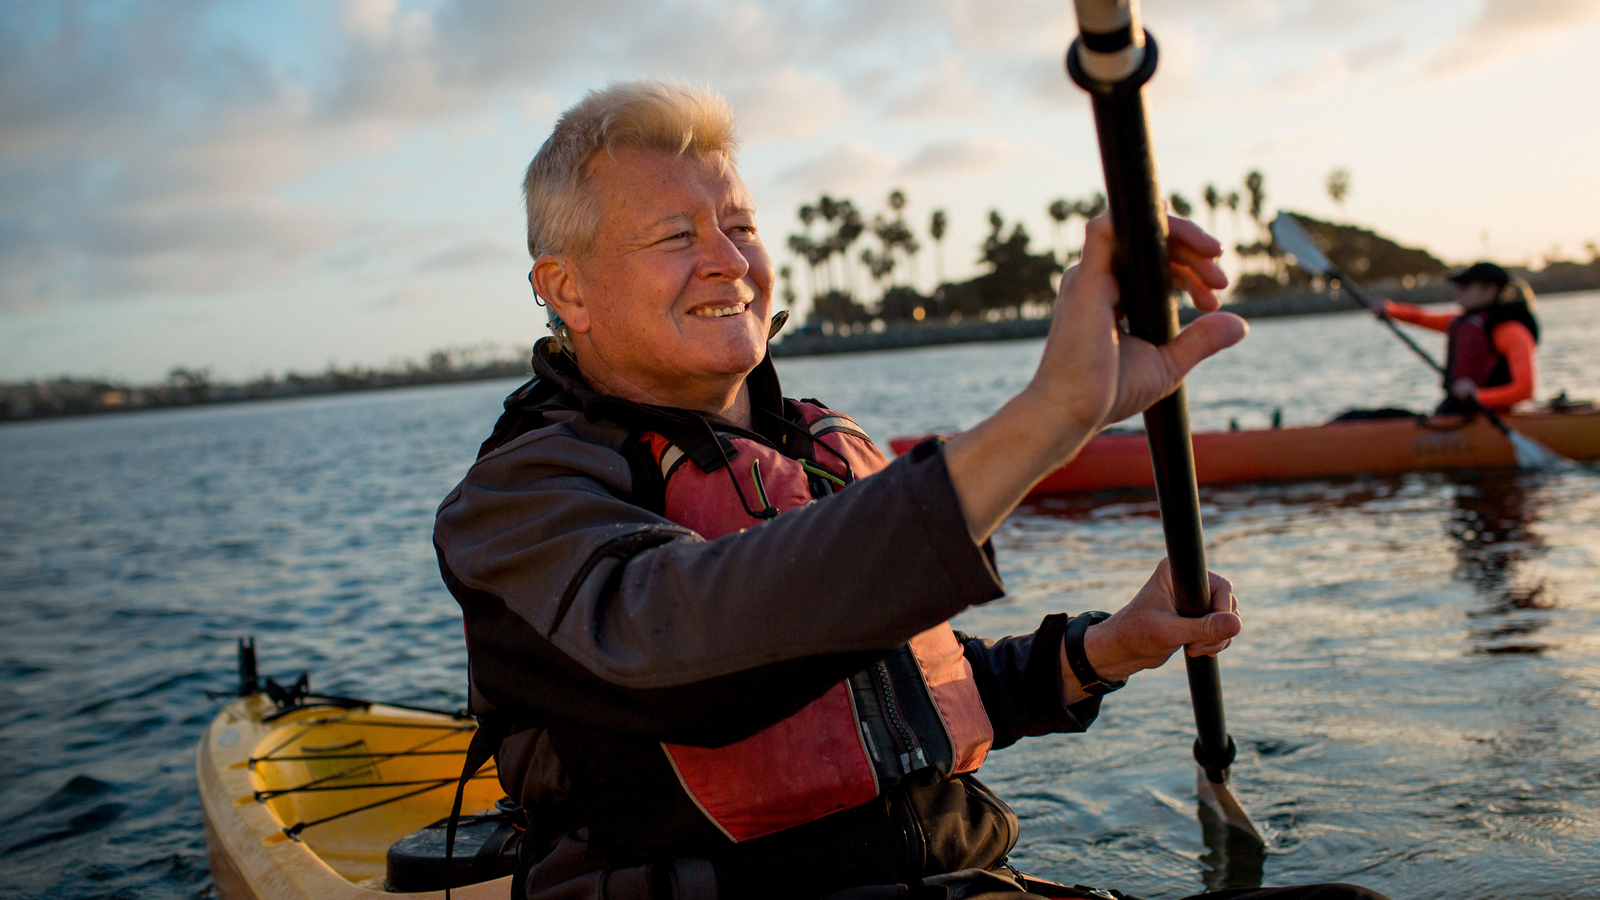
[943,0,1077,55]
[1277,37,1405,94]
[381,286,441,309]
[1430,0,1600,74]
[884,59,991,120]
[1232,127,1346,161]
[778,142,901,195]
[728,67,852,141]
[902,138,1032,180]
[415,241,521,273]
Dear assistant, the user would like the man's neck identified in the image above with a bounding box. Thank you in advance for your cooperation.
[581,364,753,430]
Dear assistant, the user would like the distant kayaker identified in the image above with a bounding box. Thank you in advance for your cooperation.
[1382,262,1540,414]
[434,80,1387,900]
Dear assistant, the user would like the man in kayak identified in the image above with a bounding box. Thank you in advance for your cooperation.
[1382,262,1540,415]
[435,80,1386,900]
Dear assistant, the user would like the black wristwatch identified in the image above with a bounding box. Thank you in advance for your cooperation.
[1063,611,1126,696]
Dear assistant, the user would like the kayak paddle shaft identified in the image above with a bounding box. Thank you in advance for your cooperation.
[1067,0,1259,842]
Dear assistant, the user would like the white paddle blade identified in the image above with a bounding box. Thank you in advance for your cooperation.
[1269,213,1332,275]
[1197,766,1266,846]
[1506,429,1575,471]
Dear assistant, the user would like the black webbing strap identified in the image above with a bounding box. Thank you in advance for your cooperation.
[445,717,505,899]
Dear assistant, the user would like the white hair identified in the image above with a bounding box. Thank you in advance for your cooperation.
[523,80,741,351]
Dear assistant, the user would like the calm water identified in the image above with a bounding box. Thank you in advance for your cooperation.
[3,295,1599,899]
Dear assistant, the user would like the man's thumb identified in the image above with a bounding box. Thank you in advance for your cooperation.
[1193,611,1242,644]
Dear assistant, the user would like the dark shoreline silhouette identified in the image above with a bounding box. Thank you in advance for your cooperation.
[5,277,1597,425]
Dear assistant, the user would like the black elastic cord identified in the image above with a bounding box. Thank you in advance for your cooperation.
[756,405,856,483]
[279,775,493,841]
[703,416,778,520]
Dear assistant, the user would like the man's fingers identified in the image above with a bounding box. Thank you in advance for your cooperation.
[1207,571,1235,614]
[1168,242,1229,290]
[1167,215,1224,258]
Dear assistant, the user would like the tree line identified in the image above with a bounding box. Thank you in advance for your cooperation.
[785,167,1376,330]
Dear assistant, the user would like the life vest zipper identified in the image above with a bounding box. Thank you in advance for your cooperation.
[875,660,926,775]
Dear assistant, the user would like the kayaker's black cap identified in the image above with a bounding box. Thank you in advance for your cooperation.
[1449,262,1509,289]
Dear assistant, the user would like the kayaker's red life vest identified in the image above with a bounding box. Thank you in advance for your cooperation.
[1445,312,1510,389]
[1443,301,1539,393]
[648,402,993,842]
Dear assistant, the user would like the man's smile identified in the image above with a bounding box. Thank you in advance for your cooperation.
[688,300,750,318]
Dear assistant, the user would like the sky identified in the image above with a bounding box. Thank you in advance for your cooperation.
[2,0,1599,383]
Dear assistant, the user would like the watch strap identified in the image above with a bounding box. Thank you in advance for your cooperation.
[1064,611,1125,695]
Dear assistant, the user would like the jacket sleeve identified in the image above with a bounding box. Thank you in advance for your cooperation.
[956,614,1102,751]
[435,427,1006,748]
[1384,300,1457,332]
[1478,321,1537,409]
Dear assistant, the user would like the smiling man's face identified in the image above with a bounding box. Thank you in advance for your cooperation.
[552,147,774,413]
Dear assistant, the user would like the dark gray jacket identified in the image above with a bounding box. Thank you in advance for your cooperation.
[433,345,1100,897]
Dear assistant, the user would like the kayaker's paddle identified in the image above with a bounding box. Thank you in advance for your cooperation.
[1269,212,1570,470]
[1067,0,1265,846]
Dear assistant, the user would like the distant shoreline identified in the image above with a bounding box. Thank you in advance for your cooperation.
[772,280,1597,358]
[5,284,1596,425]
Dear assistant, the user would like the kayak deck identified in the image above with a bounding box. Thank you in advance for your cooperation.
[889,407,1600,495]
[197,694,509,899]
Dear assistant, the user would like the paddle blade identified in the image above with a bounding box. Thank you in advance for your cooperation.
[1506,428,1575,471]
[1196,766,1266,846]
[1269,213,1332,276]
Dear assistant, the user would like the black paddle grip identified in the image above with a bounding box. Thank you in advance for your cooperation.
[1068,31,1234,772]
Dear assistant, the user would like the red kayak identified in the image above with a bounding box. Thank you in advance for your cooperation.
[889,403,1600,496]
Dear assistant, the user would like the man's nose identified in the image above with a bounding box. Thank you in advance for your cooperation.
[697,228,751,282]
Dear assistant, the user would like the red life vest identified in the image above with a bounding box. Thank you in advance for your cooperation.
[1444,312,1510,389]
[647,402,994,842]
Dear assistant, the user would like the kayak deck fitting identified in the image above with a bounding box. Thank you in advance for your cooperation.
[890,405,1600,496]
[197,665,514,899]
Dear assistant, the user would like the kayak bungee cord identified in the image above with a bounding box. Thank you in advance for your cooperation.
[1268,212,1571,471]
[246,710,496,843]
[1066,0,1265,845]
[271,773,501,844]
[251,724,474,798]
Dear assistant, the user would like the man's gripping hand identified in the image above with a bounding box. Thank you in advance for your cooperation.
[1061,559,1242,704]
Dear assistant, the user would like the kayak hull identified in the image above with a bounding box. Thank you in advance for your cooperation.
[889,408,1600,495]
[196,694,509,900]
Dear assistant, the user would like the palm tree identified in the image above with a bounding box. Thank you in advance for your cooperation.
[1243,170,1266,240]
[1326,168,1350,213]
[930,209,948,285]
[833,200,864,298]
[885,189,918,288]
[1202,184,1220,231]
[1047,198,1072,262]
[1169,192,1193,218]
[786,234,817,301]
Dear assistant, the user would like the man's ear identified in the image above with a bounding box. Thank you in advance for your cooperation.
[531,254,590,333]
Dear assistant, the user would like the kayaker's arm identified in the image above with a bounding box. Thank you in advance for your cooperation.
[1475,321,1538,409]
[1383,300,1456,332]
[941,215,1244,546]
[953,560,1239,749]
[955,621,1104,750]
[436,427,1003,748]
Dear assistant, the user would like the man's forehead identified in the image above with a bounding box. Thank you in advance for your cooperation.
[590,148,751,208]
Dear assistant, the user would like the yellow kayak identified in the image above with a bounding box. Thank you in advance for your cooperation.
[196,648,514,898]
